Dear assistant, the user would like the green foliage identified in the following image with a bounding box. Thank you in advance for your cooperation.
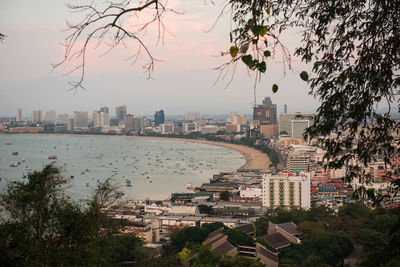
[168,223,224,253]
[227,0,400,203]
[223,228,255,247]
[256,237,276,252]
[198,204,214,214]
[254,216,269,237]
[272,83,278,93]
[0,164,137,266]
[280,233,354,266]
[219,191,231,201]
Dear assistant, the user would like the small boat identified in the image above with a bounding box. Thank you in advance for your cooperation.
[48,155,57,159]
[9,163,18,167]
[5,141,12,145]
[12,152,18,156]
[86,183,89,187]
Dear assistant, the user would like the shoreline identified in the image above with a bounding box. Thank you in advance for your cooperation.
[2,133,271,170]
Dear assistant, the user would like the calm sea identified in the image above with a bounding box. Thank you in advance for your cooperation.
[0,135,244,200]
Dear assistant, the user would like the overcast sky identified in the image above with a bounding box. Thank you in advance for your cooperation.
[0,0,320,118]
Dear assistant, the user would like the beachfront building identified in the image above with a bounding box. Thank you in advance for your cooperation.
[262,173,311,210]
[73,111,88,130]
[45,110,56,123]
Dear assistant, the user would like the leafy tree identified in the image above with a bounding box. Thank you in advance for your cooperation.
[280,233,354,266]
[219,190,231,201]
[198,204,214,214]
[223,228,255,247]
[225,0,400,201]
[254,216,269,237]
[0,164,137,266]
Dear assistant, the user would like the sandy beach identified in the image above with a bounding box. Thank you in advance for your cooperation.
[5,134,271,170]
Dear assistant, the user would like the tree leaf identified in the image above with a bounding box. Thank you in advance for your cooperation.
[272,84,278,93]
[240,44,249,54]
[264,50,271,57]
[266,8,270,15]
[230,46,239,58]
[260,26,268,36]
[257,61,266,73]
[241,55,253,67]
[300,71,309,81]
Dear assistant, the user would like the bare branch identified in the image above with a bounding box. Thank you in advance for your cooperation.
[54,0,176,91]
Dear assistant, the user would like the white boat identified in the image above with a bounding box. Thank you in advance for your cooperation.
[5,141,12,145]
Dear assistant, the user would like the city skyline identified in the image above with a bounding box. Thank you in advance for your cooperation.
[0,1,320,117]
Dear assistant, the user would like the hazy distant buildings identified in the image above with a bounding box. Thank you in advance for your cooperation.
[59,113,69,123]
[93,110,110,128]
[154,110,165,126]
[160,123,174,134]
[253,97,278,138]
[115,105,127,122]
[100,106,109,114]
[185,111,201,121]
[16,108,22,122]
[182,122,197,133]
[278,112,314,137]
[253,97,277,125]
[125,114,141,132]
[67,119,74,131]
[45,110,56,123]
[31,110,43,122]
[73,111,88,129]
[291,120,310,140]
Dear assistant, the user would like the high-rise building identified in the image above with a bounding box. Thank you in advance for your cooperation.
[31,110,43,122]
[291,120,310,140]
[100,106,109,114]
[262,173,311,210]
[67,119,74,131]
[125,114,141,132]
[154,110,165,126]
[45,110,56,122]
[253,97,277,125]
[93,111,102,128]
[16,108,22,122]
[284,104,287,114]
[73,111,88,129]
[185,111,201,121]
[115,105,127,122]
[278,112,315,137]
[59,113,69,122]
[93,111,110,128]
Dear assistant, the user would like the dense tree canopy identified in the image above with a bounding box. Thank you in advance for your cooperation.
[0,165,145,266]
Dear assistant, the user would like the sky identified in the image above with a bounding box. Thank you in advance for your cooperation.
[0,0,320,118]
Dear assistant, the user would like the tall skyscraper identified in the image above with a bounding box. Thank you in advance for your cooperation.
[185,111,201,121]
[154,110,165,126]
[16,108,22,122]
[115,105,127,122]
[45,110,56,122]
[73,111,88,129]
[278,112,315,137]
[253,96,277,125]
[100,106,109,114]
[284,104,287,114]
[31,110,43,122]
[93,111,110,128]
[93,111,102,128]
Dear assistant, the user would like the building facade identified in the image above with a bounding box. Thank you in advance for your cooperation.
[253,97,277,125]
[73,111,88,129]
[262,173,311,210]
[16,108,22,122]
[115,105,127,122]
[278,112,314,136]
[154,110,165,126]
[31,110,43,122]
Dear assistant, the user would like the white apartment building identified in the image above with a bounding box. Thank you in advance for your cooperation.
[73,111,88,129]
[262,173,311,210]
[16,108,22,122]
[31,110,43,122]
